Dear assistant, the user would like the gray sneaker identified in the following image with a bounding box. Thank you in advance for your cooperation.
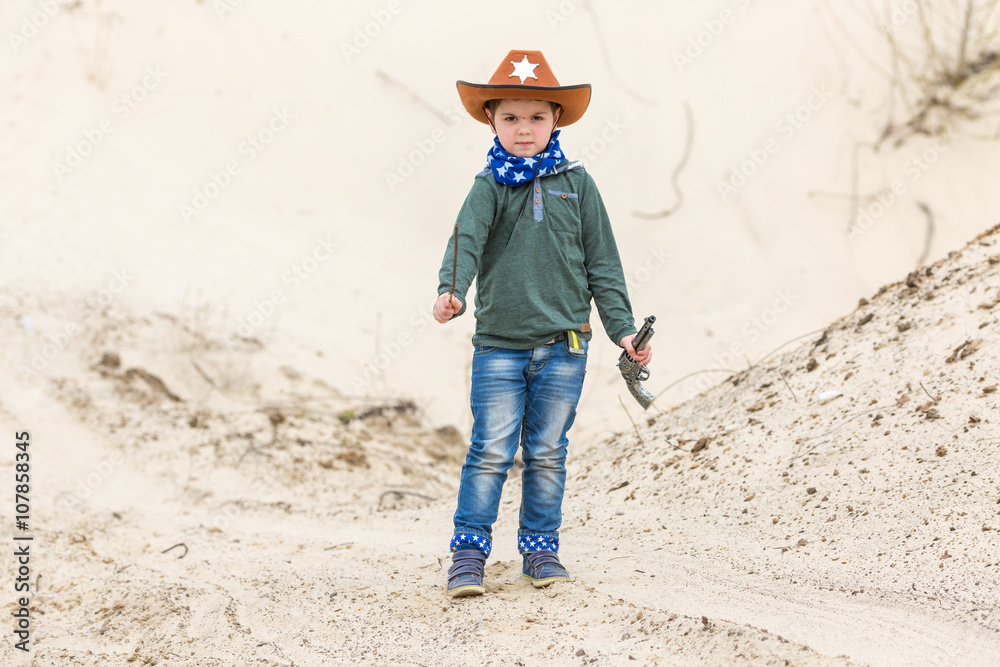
[521,550,570,588]
[447,549,487,597]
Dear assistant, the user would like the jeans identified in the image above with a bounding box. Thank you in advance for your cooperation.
[451,336,588,557]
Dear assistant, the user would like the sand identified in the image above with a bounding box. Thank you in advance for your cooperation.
[3,222,998,666]
[3,1,1000,665]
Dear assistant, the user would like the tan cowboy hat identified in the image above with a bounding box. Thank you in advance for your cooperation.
[457,50,592,126]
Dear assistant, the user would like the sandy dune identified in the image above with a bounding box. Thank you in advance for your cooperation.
[4,1,1000,665]
[3,224,997,665]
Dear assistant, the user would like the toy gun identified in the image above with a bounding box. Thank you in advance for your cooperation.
[618,315,655,410]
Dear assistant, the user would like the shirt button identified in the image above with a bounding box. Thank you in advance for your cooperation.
[561,193,568,199]
[535,187,540,193]
[535,198,541,204]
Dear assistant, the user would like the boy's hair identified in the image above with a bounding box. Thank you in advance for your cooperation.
[485,99,561,117]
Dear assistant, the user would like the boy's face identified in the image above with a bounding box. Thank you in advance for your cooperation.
[486,99,559,158]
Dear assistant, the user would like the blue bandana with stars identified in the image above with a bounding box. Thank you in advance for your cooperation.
[486,130,566,187]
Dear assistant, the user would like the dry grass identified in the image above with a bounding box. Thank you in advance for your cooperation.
[826,0,1000,145]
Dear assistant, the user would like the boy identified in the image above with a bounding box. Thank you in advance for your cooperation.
[433,50,653,597]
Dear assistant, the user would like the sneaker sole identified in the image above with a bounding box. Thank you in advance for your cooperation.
[447,584,485,598]
[522,573,570,588]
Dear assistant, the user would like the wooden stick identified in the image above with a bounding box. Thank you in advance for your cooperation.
[449,223,458,305]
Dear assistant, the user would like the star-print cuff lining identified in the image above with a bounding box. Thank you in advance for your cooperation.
[450,533,492,557]
[518,534,559,554]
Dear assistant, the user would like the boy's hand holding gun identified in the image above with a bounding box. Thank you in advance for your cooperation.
[619,320,653,366]
[618,315,656,410]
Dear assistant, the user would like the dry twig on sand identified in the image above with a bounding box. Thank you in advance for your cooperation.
[618,395,643,443]
[633,103,694,220]
[582,2,659,107]
[375,69,450,123]
[915,200,937,265]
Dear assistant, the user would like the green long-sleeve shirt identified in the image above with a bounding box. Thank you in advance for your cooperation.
[437,165,637,349]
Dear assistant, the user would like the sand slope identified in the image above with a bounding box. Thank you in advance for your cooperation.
[4,1,1000,664]
[3,222,998,665]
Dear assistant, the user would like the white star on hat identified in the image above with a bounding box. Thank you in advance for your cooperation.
[509,55,539,84]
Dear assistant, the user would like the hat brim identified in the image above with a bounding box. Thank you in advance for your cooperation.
[456,81,592,126]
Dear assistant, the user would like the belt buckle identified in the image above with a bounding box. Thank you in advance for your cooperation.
[544,331,566,345]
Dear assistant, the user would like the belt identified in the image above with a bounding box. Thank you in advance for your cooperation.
[544,330,583,349]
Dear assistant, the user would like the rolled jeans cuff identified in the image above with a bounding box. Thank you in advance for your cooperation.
[518,533,559,554]
[450,531,492,557]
